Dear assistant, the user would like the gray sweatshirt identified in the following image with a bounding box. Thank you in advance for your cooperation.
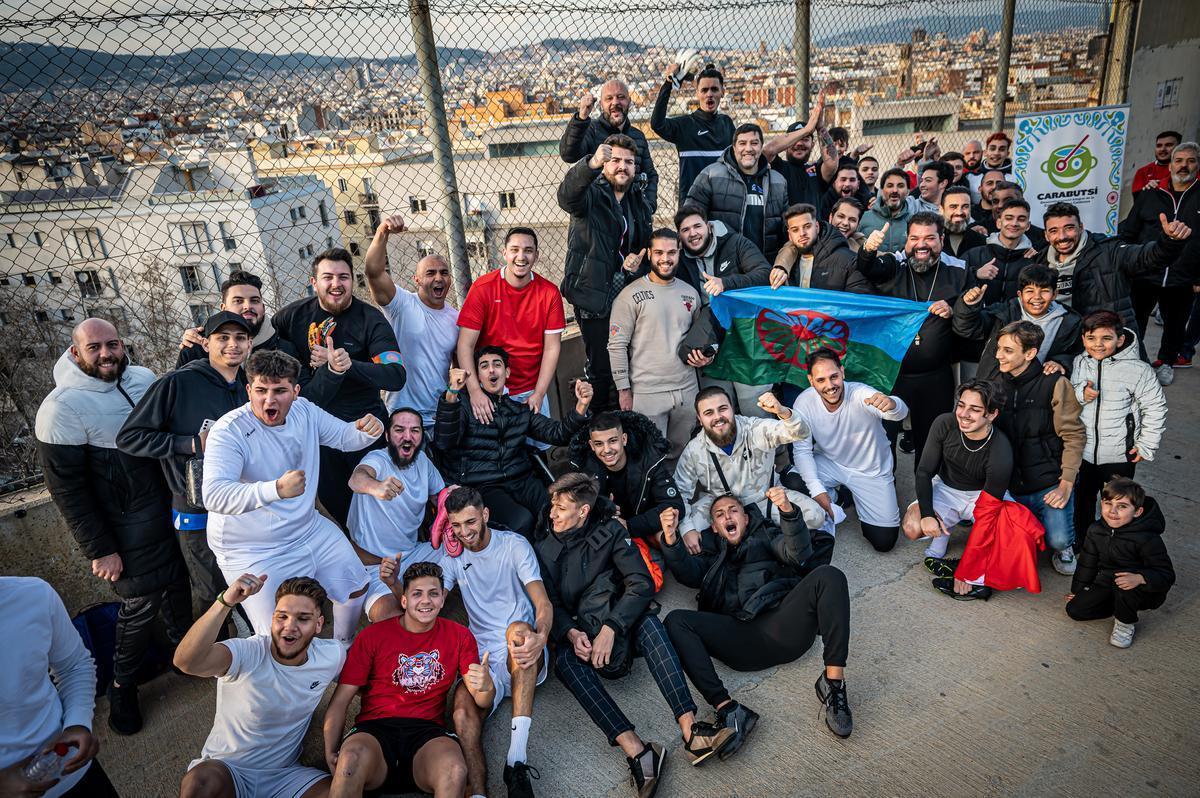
[607,275,701,393]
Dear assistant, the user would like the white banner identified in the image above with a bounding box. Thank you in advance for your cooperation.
[1012,105,1130,235]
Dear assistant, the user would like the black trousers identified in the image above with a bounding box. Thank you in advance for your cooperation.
[664,565,850,708]
[578,315,617,412]
[63,760,119,797]
[318,441,381,528]
[113,577,191,685]
[1134,281,1193,363]
[479,475,548,541]
[1067,583,1167,624]
[885,366,956,473]
[178,528,227,606]
[1073,460,1137,553]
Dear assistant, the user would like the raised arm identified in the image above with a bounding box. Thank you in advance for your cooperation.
[766,488,815,567]
[557,154,602,216]
[363,214,405,307]
[173,572,265,677]
[559,92,594,163]
[650,70,682,142]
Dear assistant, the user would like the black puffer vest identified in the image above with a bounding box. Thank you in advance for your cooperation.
[994,360,1062,495]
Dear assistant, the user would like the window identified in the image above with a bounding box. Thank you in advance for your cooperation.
[4,233,15,248]
[499,191,517,210]
[355,273,366,288]
[0,312,8,324]
[326,236,334,249]
[178,264,203,293]
[189,303,215,326]
[298,247,307,260]
[348,242,361,256]
[366,209,380,233]
[75,270,103,298]
[32,231,43,247]
[58,308,75,322]
[0,276,9,286]
[362,177,374,193]
[219,222,236,251]
[34,310,49,323]
[22,273,35,286]
[344,210,358,225]
[48,271,62,285]
[319,200,331,227]
[337,178,348,192]
[466,241,486,258]
[227,261,242,273]
[409,196,428,214]
[66,228,107,261]
[176,222,209,254]
[297,206,307,219]
[417,240,435,258]
[289,208,298,223]
[305,244,314,257]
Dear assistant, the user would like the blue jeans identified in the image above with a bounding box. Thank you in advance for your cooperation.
[1014,486,1076,552]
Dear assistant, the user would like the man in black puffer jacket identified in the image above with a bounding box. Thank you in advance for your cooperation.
[963,198,1038,308]
[536,473,731,786]
[567,411,685,540]
[768,204,872,293]
[559,133,653,412]
[36,318,189,736]
[434,347,592,540]
[662,490,854,745]
[559,79,658,212]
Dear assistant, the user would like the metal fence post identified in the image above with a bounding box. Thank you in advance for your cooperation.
[793,0,811,117]
[408,0,473,302]
[992,0,1017,131]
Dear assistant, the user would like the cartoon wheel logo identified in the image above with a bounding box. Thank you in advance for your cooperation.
[755,309,849,368]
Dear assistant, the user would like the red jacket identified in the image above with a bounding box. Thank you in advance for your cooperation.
[1132,162,1170,194]
[955,492,1045,592]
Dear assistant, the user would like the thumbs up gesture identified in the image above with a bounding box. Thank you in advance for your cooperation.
[1082,380,1099,403]
[1160,212,1192,241]
[622,248,646,274]
[701,270,725,296]
[865,222,890,253]
[464,651,494,694]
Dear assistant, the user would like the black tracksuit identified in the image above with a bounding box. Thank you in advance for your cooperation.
[662,504,850,708]
[272,297,407,524]
[650,80,735,203]
[1067,497,1174,624]
[777,221,872,293]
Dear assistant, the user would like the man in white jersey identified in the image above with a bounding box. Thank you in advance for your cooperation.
[175,573,344,798]
[783,348,908,556]
[364,215,459,431]
[375,486,551,798]
[202,349,382,641]
[347,407,445,621]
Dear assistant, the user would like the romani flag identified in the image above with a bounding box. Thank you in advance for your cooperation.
[707,287,930,392]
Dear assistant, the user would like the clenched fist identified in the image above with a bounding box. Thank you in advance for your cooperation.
[660,506,680,545]
[578,92,595,119]
[356,414,384,438]
[372,476,405,501]
[590,143,613,170]
[574,379,594,411]
[765,485,793,514]
[863,392,896,412]
[448,367,468,392]
[276,469,306,499]
[756,391,788,418]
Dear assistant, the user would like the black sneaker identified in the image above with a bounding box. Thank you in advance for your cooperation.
[503,761,540,798]
[923,557,958,579]
[715,701,759,760]
[932,577,993,601]
[106,681,143,735]
[814,674,853,738]
[683,720,733,766]
[627,742,665,798]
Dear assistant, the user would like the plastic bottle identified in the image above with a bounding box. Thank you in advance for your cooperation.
[22,742,70,782]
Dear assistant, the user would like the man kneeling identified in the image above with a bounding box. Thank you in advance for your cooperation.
[323,562,493,798]
[662,490,853,746]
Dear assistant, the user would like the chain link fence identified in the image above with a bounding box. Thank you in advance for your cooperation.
[0,0,1110,493]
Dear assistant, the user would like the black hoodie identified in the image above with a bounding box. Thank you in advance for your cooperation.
[774,220,872,293]
[1072,496,1175,595]
[117,359,248,511]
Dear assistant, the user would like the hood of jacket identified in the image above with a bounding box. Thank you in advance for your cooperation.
[986,232,1034,256]
[1105,327,1143,364]
[1046,230,1091,268]
[555,495,621,549]
[1020,299,1067,325]
[177,357,246,390]
[1106,495,1165,538]
[567,410,670,473]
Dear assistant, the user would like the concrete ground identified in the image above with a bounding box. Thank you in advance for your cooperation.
[86,329,1200,797]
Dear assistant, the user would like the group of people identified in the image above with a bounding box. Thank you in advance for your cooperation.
[3,61,1193,798]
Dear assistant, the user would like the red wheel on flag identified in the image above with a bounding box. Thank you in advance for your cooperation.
[755,309,850,368]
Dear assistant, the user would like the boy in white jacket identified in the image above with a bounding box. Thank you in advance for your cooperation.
[1071,311,1166,551]
[203,350,383,641]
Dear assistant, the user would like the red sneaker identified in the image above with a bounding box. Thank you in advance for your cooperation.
[1151,360,1165,369]
[1174,356,1193,369]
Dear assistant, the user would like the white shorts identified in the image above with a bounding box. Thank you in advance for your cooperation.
[812,455,901,528]
[215,518,368,635]
[187,758,327,798]
[481,640,549,714]
[362,543,443,617]
[907,476,982,531]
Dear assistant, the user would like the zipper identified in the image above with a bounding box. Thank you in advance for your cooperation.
[636,454,667,514]
[115,381,136,408]
[1092,358,1102,463]
[1155,182,1193,287]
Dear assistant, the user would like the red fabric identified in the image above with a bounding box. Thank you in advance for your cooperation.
[340,616,479,725]
[1132,162,1170,194]
[954,491,1046,593]
[457,269,566,394]
[430,485,462,557]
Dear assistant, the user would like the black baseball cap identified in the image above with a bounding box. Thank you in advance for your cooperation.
[203,311,253,337]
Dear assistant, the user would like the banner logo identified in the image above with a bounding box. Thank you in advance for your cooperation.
[1039,136,1098,189]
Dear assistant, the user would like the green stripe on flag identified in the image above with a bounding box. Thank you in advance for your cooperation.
[706,315,906,392]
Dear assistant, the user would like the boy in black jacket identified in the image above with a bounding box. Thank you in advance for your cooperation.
[1067,477,1175,648]
[536,473,731,796]
[662,490,852,748]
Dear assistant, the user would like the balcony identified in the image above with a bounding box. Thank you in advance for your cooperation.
[358,192,379,206]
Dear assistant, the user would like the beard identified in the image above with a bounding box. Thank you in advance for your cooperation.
[682,230,712,256]
[705,417,737,448]
[944,217,969,234]
[908,251,938,273]
[388,439,420,469]
[796,239,817,255]
[78,355,126,383]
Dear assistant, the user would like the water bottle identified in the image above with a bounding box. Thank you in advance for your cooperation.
[22,742,70,782]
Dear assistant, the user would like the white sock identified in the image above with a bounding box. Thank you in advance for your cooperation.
[332,592,367,645]
[923,534,950,559]
[507,715,532,766]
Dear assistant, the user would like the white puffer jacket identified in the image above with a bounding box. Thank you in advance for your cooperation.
[1071,330,1167,464]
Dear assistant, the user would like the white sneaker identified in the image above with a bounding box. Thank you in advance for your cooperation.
[1110,619,1136,648]
[1052,546,1077,576]
[1155,363,1175,386]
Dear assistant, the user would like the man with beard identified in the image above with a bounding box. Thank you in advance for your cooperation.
[673,387,824,555]
[964,198,1039,309]
[118,312,253,635]
[768,203,871,292]
[940,186,987,259]
[858,168,914,254]
[560,79,658,212]
[176,271,297,367]
[35,317,189,736]
[347,408,445,622]
[273,249,407,526]
[782,348,909,554]
[436,351,594,540]
[202,350,383,640]
[962,139,984,175]
[376,488,552,798]
[978,182,1046,248]
[688,124,790,261]
[457,228,565,427]
[608,229,707,459]
[857,212,968,469]
[761,91,839,208]
[559,135,653,411]
[1131,130,1181,194]
[175,575,345,798]
[364,215,459,433]
[1120,141,1200,382]
[970,169,1008,230]
[652,60,734,203]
